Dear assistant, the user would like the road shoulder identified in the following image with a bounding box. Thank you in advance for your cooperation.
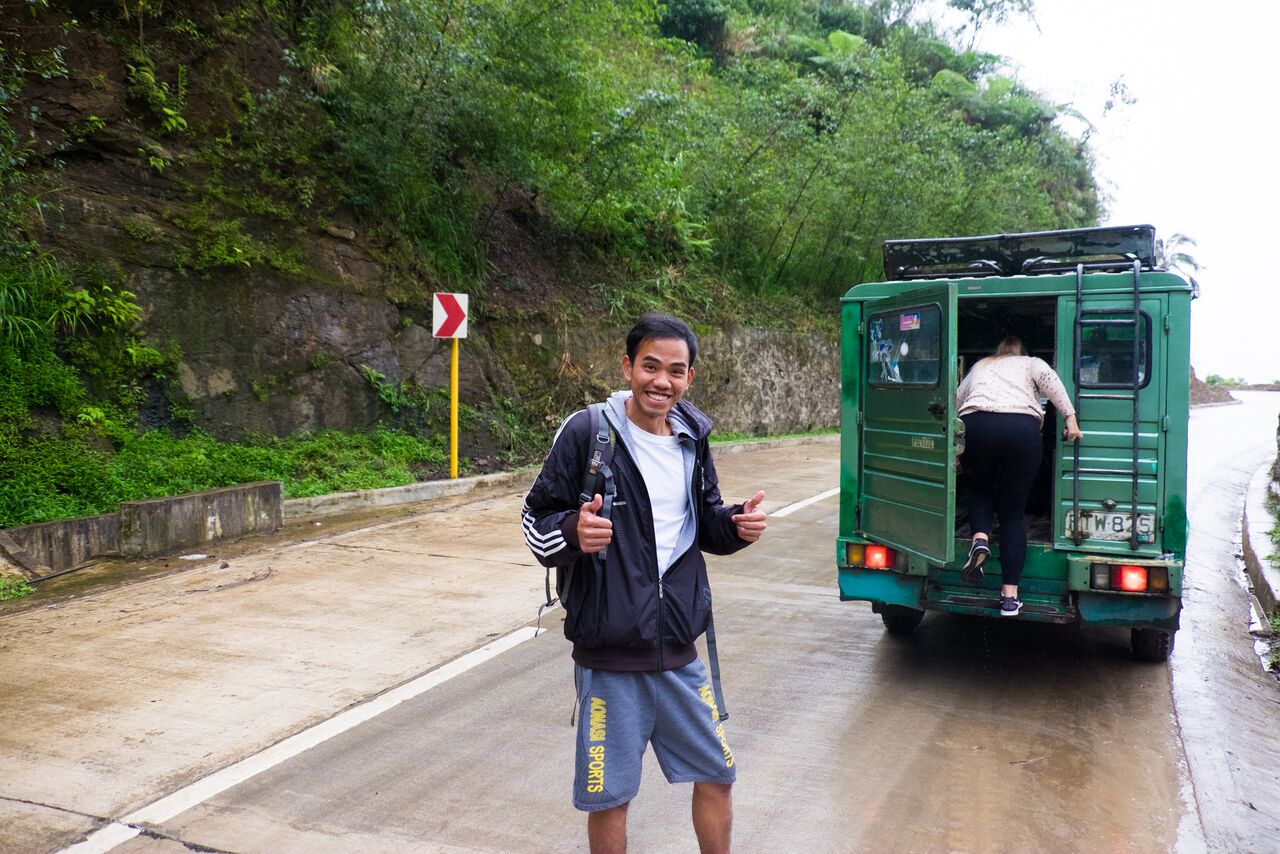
[1242,460,1280,617]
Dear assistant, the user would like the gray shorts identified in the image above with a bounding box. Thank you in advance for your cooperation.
[573,658,736,812]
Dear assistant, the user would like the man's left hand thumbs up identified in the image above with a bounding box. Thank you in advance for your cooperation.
[731,490,768,543]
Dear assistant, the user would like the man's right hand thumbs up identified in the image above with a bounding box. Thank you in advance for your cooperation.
[577,493,614,553]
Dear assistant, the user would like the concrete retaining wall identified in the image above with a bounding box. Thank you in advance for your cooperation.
[283,470,532,519]
[0,482,285,574]
[1,514,118,577]
[4,434,842,574]
[119,482,283,558]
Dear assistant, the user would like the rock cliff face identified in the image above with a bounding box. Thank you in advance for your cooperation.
[54,177,842,448]
[137,266,498,437]
[16,8,842,455]
[140,271,841,447]
[44,146,842,450]
[496,323,840,435]
[142,269,842,445]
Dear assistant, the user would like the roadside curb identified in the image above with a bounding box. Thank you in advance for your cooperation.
[284,468,537,519]
[1241,459,1280,616]
[1191,398,1243,408]
[283,433,839,520]
[711,432,838,455]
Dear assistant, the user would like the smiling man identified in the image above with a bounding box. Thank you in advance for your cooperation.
[522,313,767,854]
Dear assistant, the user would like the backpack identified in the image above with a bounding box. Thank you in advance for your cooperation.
[536,401,728,721]
[536,403,615,629]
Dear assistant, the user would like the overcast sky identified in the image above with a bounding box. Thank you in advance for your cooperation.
[926,0,1280,383]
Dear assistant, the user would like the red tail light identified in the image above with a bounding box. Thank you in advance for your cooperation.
[865,545,890,569]
[1091,562,1171,594]
[843,542,898,570]
[1113,565,1148,593]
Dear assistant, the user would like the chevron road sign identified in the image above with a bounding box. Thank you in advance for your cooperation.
[432,293,468,338]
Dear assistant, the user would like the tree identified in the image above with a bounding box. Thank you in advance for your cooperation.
[660,0,729,55]
[947,0,1037,49]
[1156,232,1202,295]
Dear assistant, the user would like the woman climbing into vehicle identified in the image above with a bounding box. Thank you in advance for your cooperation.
[955,335,1084,615]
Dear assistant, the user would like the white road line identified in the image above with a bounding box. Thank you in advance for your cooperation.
[771,487,840,518]
[60,822,140,854]
[59,626,541,854]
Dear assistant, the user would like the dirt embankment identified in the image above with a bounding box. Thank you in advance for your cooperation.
[1190,368,1236,406]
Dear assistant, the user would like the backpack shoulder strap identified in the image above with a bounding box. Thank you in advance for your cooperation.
[693,436,729,722]
[578,402,617,524]
[705,612,728,722]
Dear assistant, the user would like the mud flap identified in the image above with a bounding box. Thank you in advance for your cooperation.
[838,567,925,610]
[1077,592,1180,630]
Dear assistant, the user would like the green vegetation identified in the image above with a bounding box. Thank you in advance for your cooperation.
[0,94,187,529]
[1204,375,1245,388]
[0,427,446,529]
[0,0,1106,527]
[0,579,35,601]
[1270,613,1280,671]
[125,47,189,136]
[281,0,1096,306]
[1267,497,1280,671]
[711,427,837,445]
[1268,492,1280,555]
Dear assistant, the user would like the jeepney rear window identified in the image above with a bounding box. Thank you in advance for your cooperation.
[1078,311,1151,389]
[868,304,941,386]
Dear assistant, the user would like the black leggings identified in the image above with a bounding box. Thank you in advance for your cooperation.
[960,411,1042,586]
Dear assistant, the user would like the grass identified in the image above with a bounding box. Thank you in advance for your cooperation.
[1270,614,1280,672]
[0,579,34,601]
[1,418,833,530]
[1266,489,1280,669]
[711,428,838,445]
[0,427,448,529]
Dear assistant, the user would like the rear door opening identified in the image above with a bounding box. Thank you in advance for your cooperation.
[955,294,1059,544]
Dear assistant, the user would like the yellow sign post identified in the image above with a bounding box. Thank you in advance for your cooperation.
[432,293,469,479]
[450,337,459,478]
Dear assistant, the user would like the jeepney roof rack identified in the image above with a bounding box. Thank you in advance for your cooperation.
[882,224,1158,281]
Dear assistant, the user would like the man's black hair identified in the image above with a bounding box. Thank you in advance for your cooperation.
[626,313,698,366]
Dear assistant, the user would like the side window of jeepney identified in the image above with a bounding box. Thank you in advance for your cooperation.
[1078,311,1151,389]
[867,305,941,386]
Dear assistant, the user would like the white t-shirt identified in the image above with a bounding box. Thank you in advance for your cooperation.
[627,426,688,577]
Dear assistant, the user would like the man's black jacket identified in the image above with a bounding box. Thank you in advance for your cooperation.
[521,395,748,671]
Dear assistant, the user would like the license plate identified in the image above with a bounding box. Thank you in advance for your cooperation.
[1065,510,1155,542]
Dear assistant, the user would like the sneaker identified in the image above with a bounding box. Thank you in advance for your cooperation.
[999,595,1023,616]
[961,539,990,584]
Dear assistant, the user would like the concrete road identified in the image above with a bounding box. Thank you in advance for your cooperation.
[1171,391,1280,851]
[2,395,1278,853]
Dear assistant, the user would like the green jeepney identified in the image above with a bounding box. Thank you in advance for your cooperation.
[835,225,1192,661]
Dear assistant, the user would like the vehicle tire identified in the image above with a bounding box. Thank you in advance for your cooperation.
[1131,627,1174,662]
[880,606,924,635]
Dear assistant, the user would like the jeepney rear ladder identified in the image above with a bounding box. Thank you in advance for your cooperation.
[1071,259,1143,550]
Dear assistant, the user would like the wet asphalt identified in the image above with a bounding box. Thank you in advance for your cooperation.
[2,395,1279,853]
[133,450,1192,854]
